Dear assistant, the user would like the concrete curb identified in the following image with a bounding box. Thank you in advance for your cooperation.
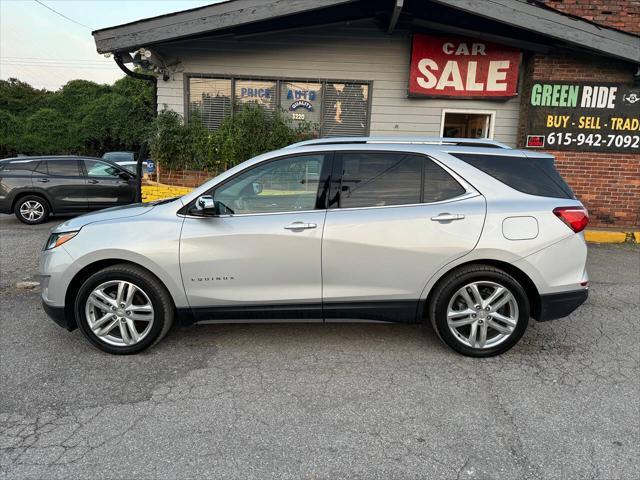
[585,230,639,244]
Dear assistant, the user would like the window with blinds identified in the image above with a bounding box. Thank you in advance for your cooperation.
[322,83,369,137]
[235,79,277,112]
[188,77,232,130]
[188,76,371,137]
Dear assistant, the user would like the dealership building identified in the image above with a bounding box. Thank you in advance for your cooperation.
[93,0,640,229]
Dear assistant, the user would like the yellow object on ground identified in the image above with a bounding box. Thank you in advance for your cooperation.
[142,185,193,202]
[584,230,636,244]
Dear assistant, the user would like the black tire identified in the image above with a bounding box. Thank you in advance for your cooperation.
[429,264,529,357]
[14,195,50,225]
[75,263,174,355]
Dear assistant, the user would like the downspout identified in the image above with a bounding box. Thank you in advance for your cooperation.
[113,53,158,202]
[113,53,158,117]
[388,0,404,33]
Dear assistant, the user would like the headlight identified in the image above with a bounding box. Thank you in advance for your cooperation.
[45,231,79,250]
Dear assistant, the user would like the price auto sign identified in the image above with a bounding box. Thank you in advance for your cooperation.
[525,82,640,153]
[409,34,521,98]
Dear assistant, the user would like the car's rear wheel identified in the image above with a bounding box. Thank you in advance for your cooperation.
[75,264,174,354]
[14,195,49,224]
[429,265,529,357]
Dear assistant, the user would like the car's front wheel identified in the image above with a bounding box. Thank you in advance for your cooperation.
[14,195,49,225]
[75,264,174,354]
[429,265,529,357]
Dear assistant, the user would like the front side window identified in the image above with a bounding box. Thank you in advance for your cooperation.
[84,160,123,178]
[213,154,327,215]
[47,160,81,177]
[339,153,422,208]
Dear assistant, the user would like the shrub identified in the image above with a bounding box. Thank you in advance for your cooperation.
[148,104,315,174]
[214,103,315,170]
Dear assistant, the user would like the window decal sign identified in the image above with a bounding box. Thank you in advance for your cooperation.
[525,82,640,153]
[409,34,520,99]
[281,83,322,123]
[239,87,272,99]
[286,89,317,101]
[290,100,314,111]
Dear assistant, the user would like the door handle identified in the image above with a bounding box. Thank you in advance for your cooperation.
[37,178,49,183]
[431,213,465,222]
[88,179,99,184]
[284,222,317,230]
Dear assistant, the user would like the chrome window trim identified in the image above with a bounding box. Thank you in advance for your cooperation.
[178,192,480,219]
[326,191,480,213]
[178,150,480,219]
[179,209,321,219]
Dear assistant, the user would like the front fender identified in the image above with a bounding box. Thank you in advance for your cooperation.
[58,209,188,309]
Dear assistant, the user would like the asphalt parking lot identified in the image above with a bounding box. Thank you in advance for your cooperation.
[0,213,638,480]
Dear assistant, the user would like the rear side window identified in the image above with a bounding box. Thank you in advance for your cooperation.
[340,153,422,208]
[452,153,574,199]
[48,160,81,177]
[423,159,466,202]
[338,153,466,208]
[0,160,40,173]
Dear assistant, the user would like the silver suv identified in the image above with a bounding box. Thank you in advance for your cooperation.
[40,137,589,356]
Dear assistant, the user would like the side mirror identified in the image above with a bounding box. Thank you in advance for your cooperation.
[119,171,132,180]
[252,181,263,195]
[194,196,234,216]
[195,195,216,213]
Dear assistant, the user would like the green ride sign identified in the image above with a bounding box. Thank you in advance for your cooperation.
[525,81,640,153]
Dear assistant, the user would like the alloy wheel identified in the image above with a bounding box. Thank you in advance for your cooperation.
[85,280,155,347]
[19,200,44,222]
[446,281,518,349]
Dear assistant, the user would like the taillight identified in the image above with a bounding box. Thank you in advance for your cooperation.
[553,206,589,233]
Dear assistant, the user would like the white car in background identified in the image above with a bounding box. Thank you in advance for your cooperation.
[102,151,152,175]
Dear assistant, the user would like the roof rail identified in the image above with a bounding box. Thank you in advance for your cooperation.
[285,136,511,149]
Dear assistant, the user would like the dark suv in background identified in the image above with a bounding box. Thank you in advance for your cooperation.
[0,156,137,224]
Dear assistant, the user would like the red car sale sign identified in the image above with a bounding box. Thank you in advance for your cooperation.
[409,34,521,98]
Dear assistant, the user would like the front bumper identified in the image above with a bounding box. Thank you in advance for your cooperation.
[536,289,588,322]
[42,300,76,331]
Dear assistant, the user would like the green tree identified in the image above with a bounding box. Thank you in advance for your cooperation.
[18,108,71,155]
[0,78,52,116]
[0,110,20,157]
[0,76,154,158]
[214,104,314,170]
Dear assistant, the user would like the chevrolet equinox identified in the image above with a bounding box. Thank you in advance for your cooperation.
[39,137,589,356]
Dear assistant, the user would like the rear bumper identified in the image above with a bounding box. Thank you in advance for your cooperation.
[536,289,588,322]
[42,301,76,331]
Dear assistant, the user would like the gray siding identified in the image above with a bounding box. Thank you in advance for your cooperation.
[156,21,522,146]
